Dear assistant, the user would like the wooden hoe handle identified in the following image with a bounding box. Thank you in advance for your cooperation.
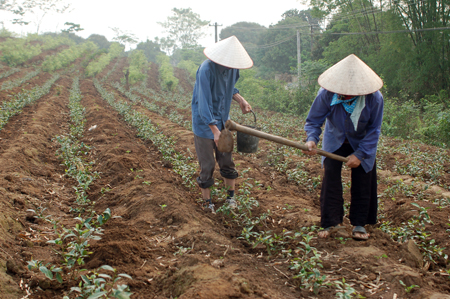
[225,120,349,163]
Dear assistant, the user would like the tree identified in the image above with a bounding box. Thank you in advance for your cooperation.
[62,22,82,33]
[87,34,111,50]
[220,22,266,44]
[170,47,204,66]
[135,39,163,62]
[2,0,70,33]
[256,10,312,76]
[220,22,267,67]
[158,7,209,54]
[110,27,138,50]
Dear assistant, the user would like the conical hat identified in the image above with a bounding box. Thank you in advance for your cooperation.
[204,36,253,69]
[318,54,383,95]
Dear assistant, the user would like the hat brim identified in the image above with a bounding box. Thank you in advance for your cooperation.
[318,54,383,95]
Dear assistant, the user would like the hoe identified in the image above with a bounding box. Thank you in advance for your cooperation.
[218,119,349,163]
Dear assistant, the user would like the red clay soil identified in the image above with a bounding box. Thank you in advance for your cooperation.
[0,56,449,299]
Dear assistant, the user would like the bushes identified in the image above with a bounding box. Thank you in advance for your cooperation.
[0,38,42,66]
[235,69,317,116]
[126,50,148,85]
[177,60,198,80]
[381,90,450,147]
[156,53,178,91]
[85,42,124,77]
[42,41,98,72]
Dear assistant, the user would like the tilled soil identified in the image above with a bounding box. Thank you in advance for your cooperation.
[0,51,449,299]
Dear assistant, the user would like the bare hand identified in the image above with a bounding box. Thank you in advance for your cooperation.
[346,154,361,168]
[302,141,317,155]
[213,131,221,147]
[233,93,252,114]
[209,125,221,147]
[239,99,252,114]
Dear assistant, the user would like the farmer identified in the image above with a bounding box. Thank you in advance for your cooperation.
[302,54,384,240]
[191,35,253,213]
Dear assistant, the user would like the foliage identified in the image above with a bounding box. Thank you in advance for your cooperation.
[382,91,450,148]
[3,0,71,34]
[177,59,197,80]
[135,39,163,62]
[85,42,124,77]
[0,37,42,66]
[69,265,132,299]
[42,41,98,72]
[170,47,204,66]
[236,70,317,117]
[0,27,14,37]
[87,34,111,49]
[1,67,40,90]
[381,202,448,264]
[157,7,209,54]
[62,22,83,33]
[125,49,148,85]
[255,10,312,76]
[334,278,356,298]
[110,26,137,49]
[156,53,178,91]
[220,21,266,64]
[220,21,266,45]
[399,280,419,293]
[0,74,59,130]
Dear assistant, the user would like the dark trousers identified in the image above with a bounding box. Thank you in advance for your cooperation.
[320,143,378,228]
[194,135,238,189]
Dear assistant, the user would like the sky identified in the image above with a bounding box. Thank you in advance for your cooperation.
[1,0,308,48]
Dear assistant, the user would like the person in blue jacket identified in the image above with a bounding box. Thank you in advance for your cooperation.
[302,54,384,240]
[191,36,253,213]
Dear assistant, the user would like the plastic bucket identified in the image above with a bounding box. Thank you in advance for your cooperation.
[236,110,259,153]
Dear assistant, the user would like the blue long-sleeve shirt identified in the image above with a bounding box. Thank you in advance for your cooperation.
[304,88,384,172]
[191,60,240,139]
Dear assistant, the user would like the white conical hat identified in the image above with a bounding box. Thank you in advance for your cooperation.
[203,36,253,69]
[318,54,383,95]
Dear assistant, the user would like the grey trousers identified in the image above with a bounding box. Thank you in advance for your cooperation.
[194,135,238,189]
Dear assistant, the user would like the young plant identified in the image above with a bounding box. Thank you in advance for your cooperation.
[399,280,419,293]
[334,278,357,299]
[67,265,132,299]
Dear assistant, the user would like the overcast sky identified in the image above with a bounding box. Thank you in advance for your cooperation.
[2,0,308,48]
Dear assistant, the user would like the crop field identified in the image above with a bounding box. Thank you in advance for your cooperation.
[1,38,450,299]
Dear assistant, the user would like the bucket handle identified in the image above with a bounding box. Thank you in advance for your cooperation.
[249,110,257,124]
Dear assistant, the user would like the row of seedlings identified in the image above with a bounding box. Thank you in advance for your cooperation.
[1,68,41,91]
[0,73,60,130]
[26,76,132,299]
[95,79,197,189]
[0,67,20,79]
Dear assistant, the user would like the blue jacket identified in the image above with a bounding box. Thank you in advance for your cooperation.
[191,60,240,139]
[304,88,384,172]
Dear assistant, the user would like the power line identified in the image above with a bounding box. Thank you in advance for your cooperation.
[245,34,297,49]
[325,26,450,35]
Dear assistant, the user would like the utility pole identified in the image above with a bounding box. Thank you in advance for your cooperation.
[209,22,222,43]
[297,30,301,80]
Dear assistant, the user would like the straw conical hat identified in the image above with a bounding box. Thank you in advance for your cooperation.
[318,54,383,95]
[204,36,253,69]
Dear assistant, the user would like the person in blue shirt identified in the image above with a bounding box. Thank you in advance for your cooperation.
[191,36,253,213]
[302,54,384,240]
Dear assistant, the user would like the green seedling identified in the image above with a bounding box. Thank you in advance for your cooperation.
[375,254,388,259]
[334,278,357,299]
[142,181,151,185]
[399,280,419,293]
[159,204,167,211]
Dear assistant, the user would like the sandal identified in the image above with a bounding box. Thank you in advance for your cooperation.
[352,226,369,240]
